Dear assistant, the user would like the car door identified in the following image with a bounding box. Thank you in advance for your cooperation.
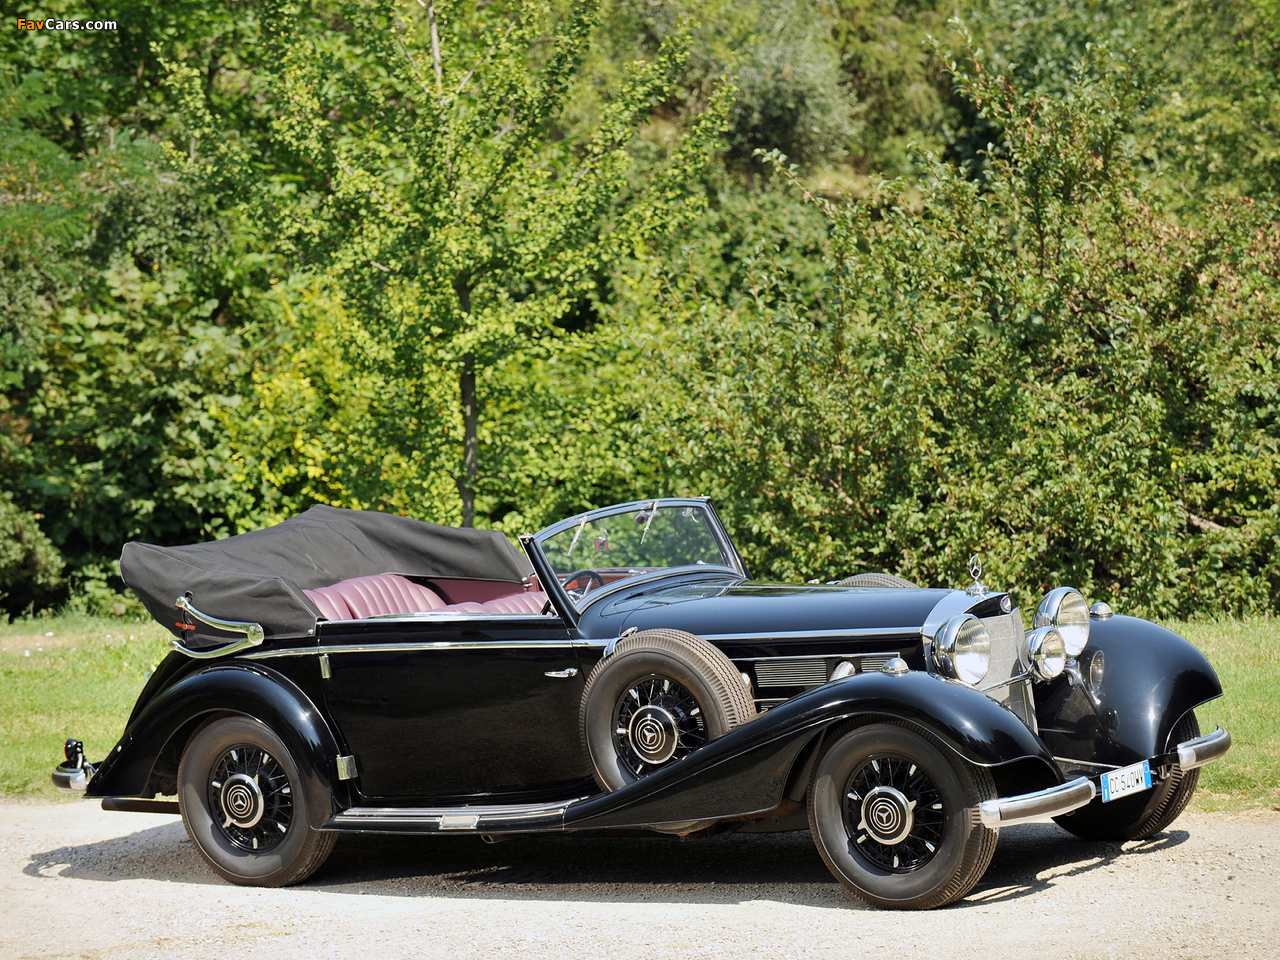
[318,613,592,801]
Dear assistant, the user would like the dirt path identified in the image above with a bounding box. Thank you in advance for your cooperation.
[2,801,1277,960]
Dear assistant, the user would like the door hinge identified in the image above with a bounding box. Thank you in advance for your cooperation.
[319,653,331,679]
[336,755,358,780]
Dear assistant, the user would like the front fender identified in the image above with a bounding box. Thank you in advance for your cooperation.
[817,670,1057,771]
[566,670,1058,831]
[1036,615,1223,768]
[86,662,346,827]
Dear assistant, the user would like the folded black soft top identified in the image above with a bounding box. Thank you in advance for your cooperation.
[121,505,533,646]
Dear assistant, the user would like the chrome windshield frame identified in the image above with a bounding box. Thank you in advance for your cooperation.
[522,498,748,627]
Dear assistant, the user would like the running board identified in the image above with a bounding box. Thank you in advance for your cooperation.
[323,797,586,835]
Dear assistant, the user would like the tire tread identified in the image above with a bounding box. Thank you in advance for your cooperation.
[580,629,756,791]
[806,718,997,910]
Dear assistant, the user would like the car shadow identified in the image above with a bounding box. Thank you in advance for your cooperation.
[23,818,222,887]
[967,821,1191,904]
[24,817,1191,908]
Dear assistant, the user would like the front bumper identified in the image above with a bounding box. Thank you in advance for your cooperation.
[979,726,1231,829]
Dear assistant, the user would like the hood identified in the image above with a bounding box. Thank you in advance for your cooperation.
[608,581,962,644]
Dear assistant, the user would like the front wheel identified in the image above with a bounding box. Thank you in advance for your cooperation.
[807,721,998,909]
[178,715,336,886]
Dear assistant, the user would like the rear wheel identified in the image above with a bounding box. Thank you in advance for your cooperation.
[178,715,336,886]
[808,721,998,909]
[1054,711,1202,842]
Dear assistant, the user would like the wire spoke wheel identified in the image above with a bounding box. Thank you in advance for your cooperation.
[844,755,945,872]
[612,674,708,776]
[207,744,294,853]
[580,629,756,792]
[808,722,997,909]
[179,715,335,886]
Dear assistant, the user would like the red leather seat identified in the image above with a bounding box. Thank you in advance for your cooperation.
[479,591,548,614]
[305,575,548,620]
[305,574,446,620]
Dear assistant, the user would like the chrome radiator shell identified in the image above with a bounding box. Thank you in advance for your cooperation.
[979,610,1037,733]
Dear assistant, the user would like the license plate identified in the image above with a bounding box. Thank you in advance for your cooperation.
[1101,760,1153,802]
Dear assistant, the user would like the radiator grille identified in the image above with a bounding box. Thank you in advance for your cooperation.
[979,610,1037,732]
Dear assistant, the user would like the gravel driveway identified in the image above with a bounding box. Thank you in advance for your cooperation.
[2,801,1277,960]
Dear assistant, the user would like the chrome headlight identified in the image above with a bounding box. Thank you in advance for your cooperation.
[932,614,991,685]
[1026,626,1067,681]
[1034,587,1090,657]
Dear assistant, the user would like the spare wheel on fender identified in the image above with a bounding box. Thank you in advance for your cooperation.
[579,629,757,791]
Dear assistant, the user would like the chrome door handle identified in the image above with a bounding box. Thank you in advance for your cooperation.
[544,667,579,679]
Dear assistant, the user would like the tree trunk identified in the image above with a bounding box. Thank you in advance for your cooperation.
[455,279,478,528]
[459,351,478,528]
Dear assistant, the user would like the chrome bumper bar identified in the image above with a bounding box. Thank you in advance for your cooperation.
[1176,726,1231,770]
[52,762,93,794]
[980,726,1231,830]
[979,776,1096,829]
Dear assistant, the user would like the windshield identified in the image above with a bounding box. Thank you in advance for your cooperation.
[538,502,736,607]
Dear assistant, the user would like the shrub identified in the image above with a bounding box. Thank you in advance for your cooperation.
[0,493,64,614]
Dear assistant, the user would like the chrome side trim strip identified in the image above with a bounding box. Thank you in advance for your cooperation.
[245,638,579,660]
[979,776,1096,829]
[1176,727,1231,770]
[731,646,912,661]
[337,611,558,624]
[700,628,921,644]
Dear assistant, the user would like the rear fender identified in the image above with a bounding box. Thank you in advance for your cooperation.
[565,670,1059,831]
[1035,615,1223,768]
[86,662,347,827]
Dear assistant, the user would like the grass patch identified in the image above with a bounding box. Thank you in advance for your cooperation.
[1,613,1275,811]
[1170,619,1280,812]
[0,614,171,799]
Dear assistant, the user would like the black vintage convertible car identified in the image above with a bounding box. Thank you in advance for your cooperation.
[53,497,1231,909]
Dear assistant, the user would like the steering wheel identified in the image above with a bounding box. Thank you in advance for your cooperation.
[561,569,606,601]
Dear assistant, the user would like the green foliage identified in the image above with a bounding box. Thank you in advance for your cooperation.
[830,0,953,175]
[180,0,729,527]
[4,0,1279,622]
[645,42,1280,617]
[956,0,1280,203]
[0,492,64,614]
[2,68,257,592]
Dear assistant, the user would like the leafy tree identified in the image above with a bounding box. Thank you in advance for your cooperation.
[173,0,729,526]
[830,0,953,175]
[644,39,1280,616]
[1,68,258,590]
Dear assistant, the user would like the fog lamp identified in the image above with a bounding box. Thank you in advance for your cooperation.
[1027,626,1067,681]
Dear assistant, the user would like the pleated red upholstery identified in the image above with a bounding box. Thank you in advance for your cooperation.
[305,586,352,621]
[305,576,546,620]
[479,591,548,614]
[305,574,445,620]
